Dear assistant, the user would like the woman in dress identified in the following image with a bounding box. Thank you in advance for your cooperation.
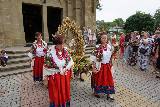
[111,32,118,61]
[29,32,47,82]
[128,32,140,66]
[90,32,115,101]
[43,34,74,107]
[119,32,125,59]
[154,31,160,78]
[138,36,151,71]
[123,32,131,64]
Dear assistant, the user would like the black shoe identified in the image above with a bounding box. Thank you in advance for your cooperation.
[140,68,145,71]
[156,75,160,78]
[94,94,100,98]
[107,96,115,102]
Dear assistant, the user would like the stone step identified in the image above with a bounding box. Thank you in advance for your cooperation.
[7,57,30,65]
[85,47,95,51]
[8,53,28,59]
[85,45,95,48]
[0,68,32,77]
[6,50,28,54]
[84,54,90,58]
[85,50,93,55]
[0,62,30,72]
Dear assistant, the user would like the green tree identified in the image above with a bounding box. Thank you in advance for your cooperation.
[96,0,102,10]
[113,18,124,27]
[154,8,160,30]
[96,18,125,32]
[124,11,154,33]
[96,20,108,31]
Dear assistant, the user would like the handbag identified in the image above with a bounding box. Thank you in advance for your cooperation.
[139,48,147,54]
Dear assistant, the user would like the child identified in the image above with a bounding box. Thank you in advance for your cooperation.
[0,50,8,67]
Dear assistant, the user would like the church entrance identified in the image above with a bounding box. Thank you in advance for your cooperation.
[47,7,62,41]
[22,3,42,43]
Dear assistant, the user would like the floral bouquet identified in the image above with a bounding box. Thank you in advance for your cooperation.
[69,49,92,76]
[96,51,103,62]
[93,48,103,62]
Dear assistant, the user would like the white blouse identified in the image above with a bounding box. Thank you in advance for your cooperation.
[101,45,112,64]
[36,46,45,57]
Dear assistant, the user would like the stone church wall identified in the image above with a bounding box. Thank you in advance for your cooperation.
[0,0,96,48]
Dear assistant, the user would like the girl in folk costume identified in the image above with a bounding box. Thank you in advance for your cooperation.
[119,32,125,59]
[29,32,47,81]
[43,35,74,107]
[90,32,115,101]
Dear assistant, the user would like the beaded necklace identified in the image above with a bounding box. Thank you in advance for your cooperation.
[55,46,65,60]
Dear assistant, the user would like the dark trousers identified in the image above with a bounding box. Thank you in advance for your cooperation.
[0,57,8,66]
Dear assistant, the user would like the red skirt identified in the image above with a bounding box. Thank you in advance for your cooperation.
[48,70,71,107]
[120,46,125,58]
[91,63,115,94]
[33,56,44,81]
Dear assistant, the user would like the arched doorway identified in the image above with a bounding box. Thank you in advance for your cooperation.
[22,3,42,43]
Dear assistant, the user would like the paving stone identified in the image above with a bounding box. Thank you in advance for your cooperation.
[0,59,160,107]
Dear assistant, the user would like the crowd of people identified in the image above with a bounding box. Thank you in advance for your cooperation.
[1,26,159,107]
[104,30,160,78]
[27,31,117,107]
[83,27,97,46]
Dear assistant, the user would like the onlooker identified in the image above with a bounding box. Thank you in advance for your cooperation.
[0,49,8,67]
[83,27,88,44]
[119,32,125,59]
[87,27,92,45]
[92,32,97,45]
[138,35,151,71]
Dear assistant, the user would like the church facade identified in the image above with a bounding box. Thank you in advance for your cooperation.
[0,0,96,48]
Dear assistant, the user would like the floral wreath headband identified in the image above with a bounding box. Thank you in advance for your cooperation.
[51,34,65,45]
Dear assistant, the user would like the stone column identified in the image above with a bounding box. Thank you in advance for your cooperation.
[84,0,96,31]
[42,5,49,43]
[74,0,82,27]
[67,0,73,18]
[0,0,26,47]
[0,1,5,48]
[81,0,85,27]
[0,0,12,47]
[92,0,96,31]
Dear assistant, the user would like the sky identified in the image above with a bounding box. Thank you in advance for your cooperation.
[96,0,160,22]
